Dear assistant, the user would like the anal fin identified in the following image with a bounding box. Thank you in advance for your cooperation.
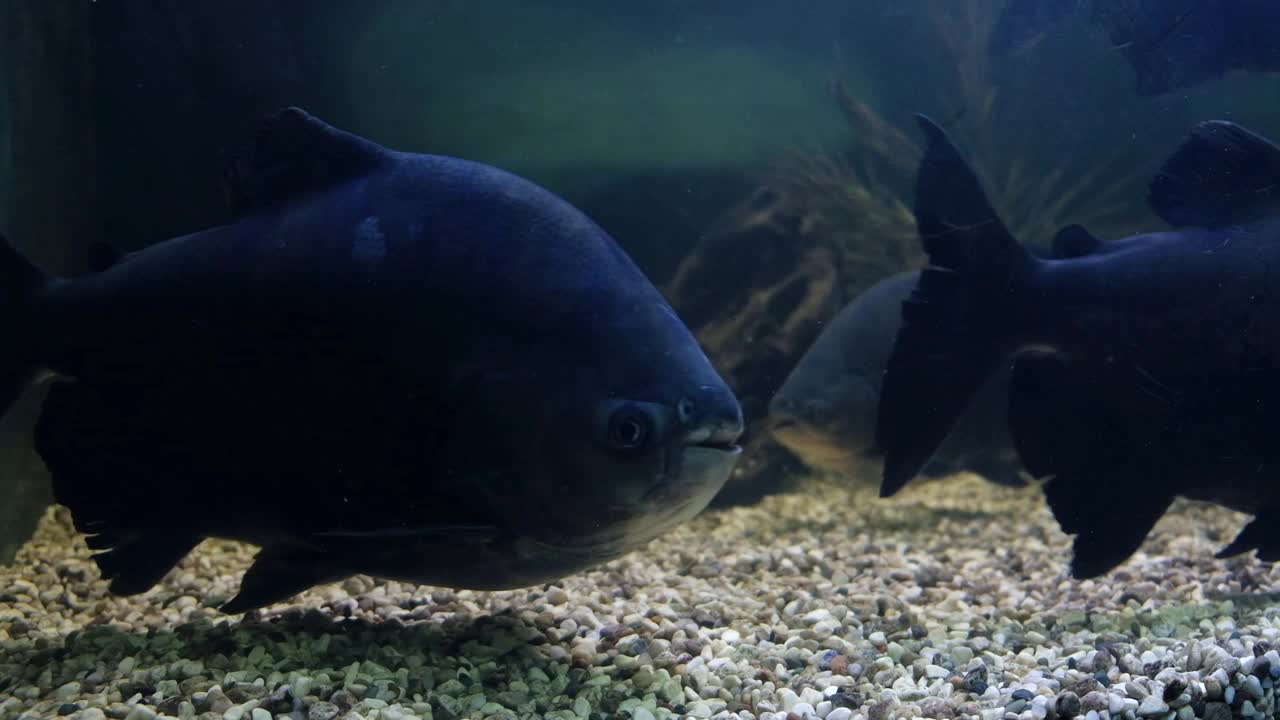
[1217,508,1280,562]
[90,532,203,596]
[220,544,351,615]
[37,382,215,596]
[1043,470,1174,579]
[1009,352,1178,578]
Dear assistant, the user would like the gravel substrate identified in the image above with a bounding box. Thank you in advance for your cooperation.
[3,473,1280,720]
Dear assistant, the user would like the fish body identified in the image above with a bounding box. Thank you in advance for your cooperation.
[991,0,1280,95]
[0,108,743,612]
[878,114,1280,578]
[768,270,1024,487]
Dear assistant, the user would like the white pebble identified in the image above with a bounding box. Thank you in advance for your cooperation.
[1136,696,1169,716]
[1244,675,1264,699]
[827,710,853,720]
[685,701,713,718]
[779,689,801,712]
[804,609,833,624]
[791,702,817,718]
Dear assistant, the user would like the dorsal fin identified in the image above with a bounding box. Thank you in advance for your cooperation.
[221,107,391,216]
[1050,224,1102,259]
[1147,120,1280,228]
[87,241,126,273]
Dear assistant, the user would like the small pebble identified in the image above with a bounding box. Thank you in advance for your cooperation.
[1,470,1279,720]
[1056,692,1081,718]
[1137,696,1169,717]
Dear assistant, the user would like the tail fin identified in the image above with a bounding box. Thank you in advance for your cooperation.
[875,115,1036,497]
[0,233,49,418]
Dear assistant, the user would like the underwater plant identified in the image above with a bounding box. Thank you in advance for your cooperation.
[919,1,1150,246]
[667,77,923,506]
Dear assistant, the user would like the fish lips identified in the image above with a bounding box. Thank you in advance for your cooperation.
[647,442,741,506]
[537,443,741,559]
[605,442,740,542]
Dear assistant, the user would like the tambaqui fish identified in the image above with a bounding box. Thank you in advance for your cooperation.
[877,112,1280,578]
[768,270,1025,488]
[0,107,743,612]
[991,0,1280,96]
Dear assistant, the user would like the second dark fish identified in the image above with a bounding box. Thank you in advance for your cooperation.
[878,113,1280,579]
[991,0,1280,96]
[768,270,1025,488]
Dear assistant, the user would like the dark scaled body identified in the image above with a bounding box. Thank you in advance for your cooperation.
[991,0,1280,96]
[877,113,1280,578]
[0,108,743,613]
[768,270,1025,488]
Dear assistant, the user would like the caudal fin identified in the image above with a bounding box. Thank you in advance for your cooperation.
[0,233,49,418]
[875,115,1036,497]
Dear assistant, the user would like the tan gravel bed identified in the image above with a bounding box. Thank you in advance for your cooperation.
[2,474,1279,720]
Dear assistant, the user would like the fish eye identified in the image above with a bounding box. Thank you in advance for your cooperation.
[607,406,656,452]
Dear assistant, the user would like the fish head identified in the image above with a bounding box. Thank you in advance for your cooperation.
[768,368,880,474]
[766,270,918,473]
[478,302,744,558]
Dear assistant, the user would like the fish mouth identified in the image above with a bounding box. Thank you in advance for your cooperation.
[683,424,743,452]
[534,444,742,558]
[637,441,740,504]
[691,438,742,453]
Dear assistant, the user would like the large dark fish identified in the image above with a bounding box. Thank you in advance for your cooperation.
[768,270,1026,487]
[0,107,743,613]
[991,0,1280,96]
[877,113,1280,579]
